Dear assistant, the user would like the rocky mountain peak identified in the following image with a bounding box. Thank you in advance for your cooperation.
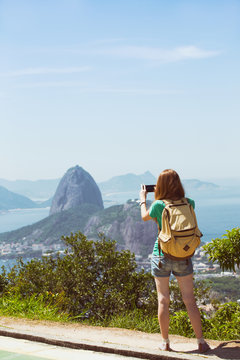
[50,166,103,215]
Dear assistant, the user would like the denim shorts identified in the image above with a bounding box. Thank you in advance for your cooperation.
[151,255,193,278]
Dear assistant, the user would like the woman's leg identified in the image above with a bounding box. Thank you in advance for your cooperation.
[176,274,210,353]
[176,274,203,338]
[154,276,170,341]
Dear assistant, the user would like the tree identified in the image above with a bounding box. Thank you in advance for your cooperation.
[4,232,154,320]
[203,228,240,272]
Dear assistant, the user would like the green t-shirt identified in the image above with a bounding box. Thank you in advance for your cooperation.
[149,198,195,256]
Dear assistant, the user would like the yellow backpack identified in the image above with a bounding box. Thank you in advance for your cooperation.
[158,198,202,260]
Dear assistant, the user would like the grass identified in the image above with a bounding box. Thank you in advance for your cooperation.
[0,293,69,322]
[1,294,239,341]
[105,309,159,333]
[0,294,160,333]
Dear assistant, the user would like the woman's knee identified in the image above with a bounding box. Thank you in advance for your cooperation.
[182,295,197,308]
[158,294,170,307]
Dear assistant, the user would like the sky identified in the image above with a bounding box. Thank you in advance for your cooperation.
[0,0,240,182]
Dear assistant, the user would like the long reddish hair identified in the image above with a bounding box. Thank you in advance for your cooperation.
[154,169,185,200]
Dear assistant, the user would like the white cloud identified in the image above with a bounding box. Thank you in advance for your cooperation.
[93,45,220,62]
[0,66,91,77]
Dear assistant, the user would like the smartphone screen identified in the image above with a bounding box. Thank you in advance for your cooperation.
[145,185,155,192]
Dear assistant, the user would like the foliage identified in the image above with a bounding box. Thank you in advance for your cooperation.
[0,266,8,293]
[203,228,240,272]
[208,302,240,340]
[168,302,240,341]
[3,232,154,320]
[169,310,195,337]
[204,276,240,302]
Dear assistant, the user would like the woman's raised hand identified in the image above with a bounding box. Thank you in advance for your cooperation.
[140,184,147,203]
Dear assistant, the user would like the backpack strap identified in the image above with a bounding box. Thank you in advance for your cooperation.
[157,199,169,267]
[156,221,162,268]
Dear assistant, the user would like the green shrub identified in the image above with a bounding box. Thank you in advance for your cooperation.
[0,266,8,293]
[207,302,240,340]
[203,228,240,272]
[3,232,155,320]
[169,311,195,337]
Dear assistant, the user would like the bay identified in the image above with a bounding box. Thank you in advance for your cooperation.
[195,197,240,243]
[0,207,50,233]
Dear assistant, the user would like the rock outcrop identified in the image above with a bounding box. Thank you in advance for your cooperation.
[50,166,103,215]
[83,200,157,257]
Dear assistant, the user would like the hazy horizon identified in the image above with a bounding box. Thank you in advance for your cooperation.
[1,169,240,187]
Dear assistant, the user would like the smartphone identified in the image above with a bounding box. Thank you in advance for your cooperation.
[145,185,155,192]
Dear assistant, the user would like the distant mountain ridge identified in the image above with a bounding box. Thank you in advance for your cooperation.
[0,178,60,200]
[183,179,219,191]
[98,172,221,205]
[98,171,156,192]
[0,186,38,211]
[0,170,224,212]
[0,173,232,202]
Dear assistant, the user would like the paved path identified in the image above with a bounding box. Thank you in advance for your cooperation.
[0,317,239,360]
[0,336,139,360]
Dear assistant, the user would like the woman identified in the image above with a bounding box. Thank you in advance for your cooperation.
[139,169,210,353]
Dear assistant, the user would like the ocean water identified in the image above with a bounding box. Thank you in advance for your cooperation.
[0,208,50,269]
[0,207,50,233]
[194,197,240,243]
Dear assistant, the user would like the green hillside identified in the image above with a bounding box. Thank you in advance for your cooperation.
[0,203,101,244]
[84,201,142,244]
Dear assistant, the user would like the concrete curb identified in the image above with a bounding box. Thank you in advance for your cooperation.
[0,328,212,360]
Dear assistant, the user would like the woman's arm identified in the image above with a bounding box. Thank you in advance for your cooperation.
[140,185,152,221]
